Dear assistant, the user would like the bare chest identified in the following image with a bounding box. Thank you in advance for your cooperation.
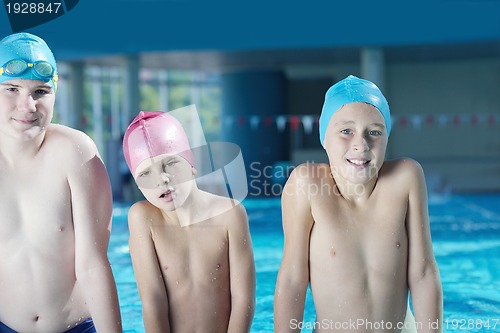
[152,225,230,281]
[0,165,73,247]
[309,192,409,270]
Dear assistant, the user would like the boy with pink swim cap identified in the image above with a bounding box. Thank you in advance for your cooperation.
[122,111,255,332]
[275,75,442,332]
[123,111,195,177]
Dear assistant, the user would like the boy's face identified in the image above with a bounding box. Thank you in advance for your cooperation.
[0,78,55,141]
[323,102,388,185]
[134,153,196,211]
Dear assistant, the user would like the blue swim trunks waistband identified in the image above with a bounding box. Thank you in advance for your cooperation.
[0,318,95,333]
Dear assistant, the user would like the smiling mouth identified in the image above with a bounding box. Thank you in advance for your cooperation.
[347,159,371,167]
[14,118,37,124]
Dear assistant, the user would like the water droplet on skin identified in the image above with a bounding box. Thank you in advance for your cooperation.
[216,264,220,270]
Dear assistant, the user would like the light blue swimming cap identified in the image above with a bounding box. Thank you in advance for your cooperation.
[0,32,58,91]
[319,75,391,147]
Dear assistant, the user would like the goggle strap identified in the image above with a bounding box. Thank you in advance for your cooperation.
[52,74,58,91]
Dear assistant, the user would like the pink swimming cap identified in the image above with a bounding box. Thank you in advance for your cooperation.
[123,111,195,176]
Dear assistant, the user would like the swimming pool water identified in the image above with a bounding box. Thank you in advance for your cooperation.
[109,193,500,332]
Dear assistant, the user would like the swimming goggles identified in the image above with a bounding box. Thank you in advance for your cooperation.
[0,59,58,87]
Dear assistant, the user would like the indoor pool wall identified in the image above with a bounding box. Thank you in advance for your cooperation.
[109,193,500,333]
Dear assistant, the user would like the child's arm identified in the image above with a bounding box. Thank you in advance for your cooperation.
[128,202,171,333]
[274,164,315,333]
[405,159,443,333]
[69,133,122,332]
[227,202,256,333]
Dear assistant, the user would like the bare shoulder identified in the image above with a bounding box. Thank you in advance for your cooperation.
[45,124,100,162]
[289,162,330,181]
[283,162,332,200]
[219,198,251,242]
[383,158,424,176]
[46,124,96,147]
[286,162,331,188]
[129,200,152,218]
[380,158,426,189]
[128,201,158,232]
[205,193,248,226]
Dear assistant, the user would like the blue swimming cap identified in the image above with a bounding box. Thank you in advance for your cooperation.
[0,32,58,91]
[319,75,391,147]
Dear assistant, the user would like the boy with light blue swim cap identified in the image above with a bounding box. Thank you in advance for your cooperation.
[0,32,121,333]
[0,32,58,91]
[275,75,442,333]
[319,75,391,147]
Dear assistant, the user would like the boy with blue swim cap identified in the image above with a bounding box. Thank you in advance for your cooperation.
[275,75,443,332]
[0,32,58,91]
[319,75,391,147]
[0,33,122,333]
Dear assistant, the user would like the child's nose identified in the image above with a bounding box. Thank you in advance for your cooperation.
[17,94,36,113]
[353,135,369,151]
[159,172,171,184]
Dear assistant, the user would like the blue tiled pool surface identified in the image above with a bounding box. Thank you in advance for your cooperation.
[109,193,500,332]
